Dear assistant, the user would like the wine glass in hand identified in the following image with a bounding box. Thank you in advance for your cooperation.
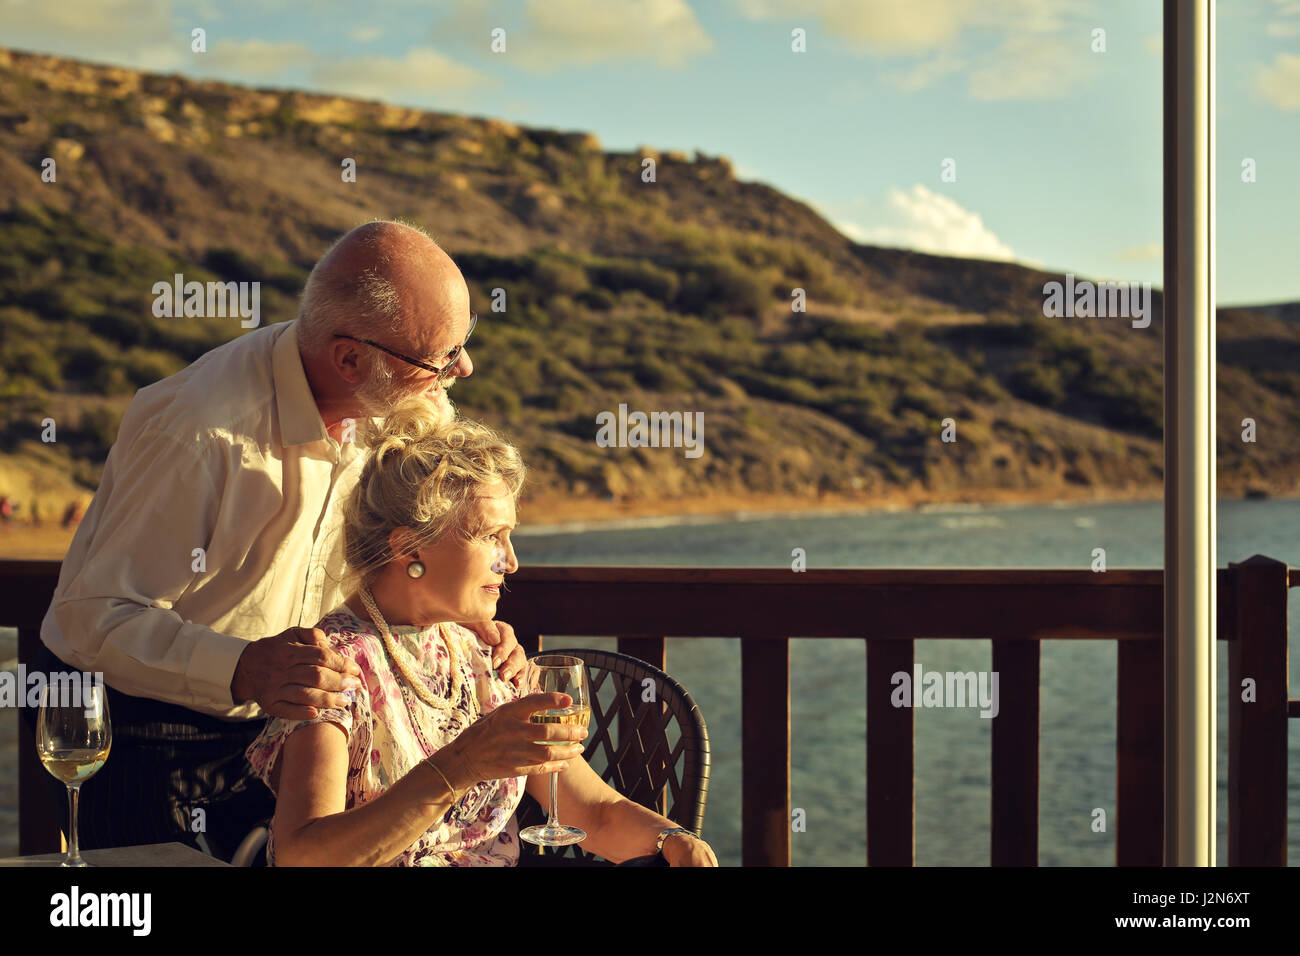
[37,677,111,867]
[519,655,590,847]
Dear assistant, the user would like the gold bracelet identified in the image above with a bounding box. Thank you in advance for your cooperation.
[424,756,460,804]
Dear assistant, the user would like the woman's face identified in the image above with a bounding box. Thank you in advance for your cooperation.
[405,479,518,624]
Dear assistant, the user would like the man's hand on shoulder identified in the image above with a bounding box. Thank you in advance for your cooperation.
[231,627,363,719]
[458,619,526,687]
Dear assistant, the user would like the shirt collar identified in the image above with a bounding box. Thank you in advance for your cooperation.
[272,319,329,447]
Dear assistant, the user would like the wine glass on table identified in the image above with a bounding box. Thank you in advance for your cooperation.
[519,655,590,847]
[37,677,111,867]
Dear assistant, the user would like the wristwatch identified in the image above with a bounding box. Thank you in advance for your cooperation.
[655,827,696,855]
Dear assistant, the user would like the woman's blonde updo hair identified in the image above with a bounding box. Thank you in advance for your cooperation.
[343,402,526,587]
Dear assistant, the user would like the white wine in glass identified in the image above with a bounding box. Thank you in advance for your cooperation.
[519,655,590,847]
[37,678,111,867]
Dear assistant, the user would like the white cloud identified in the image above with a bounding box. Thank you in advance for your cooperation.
[1266,0,1300,38]
[518,0,712,70]
[201,38,314,78]
[734,0,1097,100]
[1116,242,1162,262]
[968,34,1082,101]
[432,0,712,72]
[0,0,487,99]
[1255,53,1300,110]
[734,0,978,54]
[0,0,186,71]
[828,184,1018,262]
[310,47,487,99]
[832,218,867,242]
[735,0,1079,51]
[886,52,968,92]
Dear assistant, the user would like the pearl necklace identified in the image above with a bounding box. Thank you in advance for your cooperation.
[357,585,478,724]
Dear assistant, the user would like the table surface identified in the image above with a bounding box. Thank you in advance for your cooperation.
[0,842,231,867]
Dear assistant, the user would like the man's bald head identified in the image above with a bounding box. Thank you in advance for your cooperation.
[296,219,475,422]
[298,220,468,356]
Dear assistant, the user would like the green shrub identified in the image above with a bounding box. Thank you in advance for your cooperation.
[576,287,615,310]
[675,254,769,317]
[122,347,183,387]
[1008,362,1066,407]
[590,259,680,303]
[631,356,694,393]
[202,247,305,294]
[77,405,123,451]
[530,256,588,298]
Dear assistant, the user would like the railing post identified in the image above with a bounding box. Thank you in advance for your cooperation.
[616,635,665,671]
[741,637,789,866]
[991,640,1039,866]
[1227,555,1287,865]
[1117,638,1164,865]
[867,638,914,865]
[516,629,541,656]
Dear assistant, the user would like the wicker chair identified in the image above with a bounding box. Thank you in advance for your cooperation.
[515,648,710,866]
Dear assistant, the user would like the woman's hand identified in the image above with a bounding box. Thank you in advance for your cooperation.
[661,832,718,867]
[433,692,585,792]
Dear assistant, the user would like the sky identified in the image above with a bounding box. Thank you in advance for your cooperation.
[1,0,1297,306]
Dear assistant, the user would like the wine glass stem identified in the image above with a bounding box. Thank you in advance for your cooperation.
[547,771,560,828]
[66,784,82,865]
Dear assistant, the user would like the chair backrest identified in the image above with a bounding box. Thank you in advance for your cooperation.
[515,648,710,863]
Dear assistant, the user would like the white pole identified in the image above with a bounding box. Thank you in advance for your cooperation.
[1164,0,1216,866]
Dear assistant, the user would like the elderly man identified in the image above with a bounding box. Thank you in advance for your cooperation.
[30,220,525,861]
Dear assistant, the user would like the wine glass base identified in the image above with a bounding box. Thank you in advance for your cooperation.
[518,823,586,847]
[60,859,90,868]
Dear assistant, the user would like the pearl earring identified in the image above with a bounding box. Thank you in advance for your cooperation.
[407,561,425,579]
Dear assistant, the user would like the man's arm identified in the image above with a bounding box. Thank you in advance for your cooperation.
[42,425,258,715]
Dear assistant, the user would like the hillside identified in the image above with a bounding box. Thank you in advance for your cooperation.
[1,47,1298,528]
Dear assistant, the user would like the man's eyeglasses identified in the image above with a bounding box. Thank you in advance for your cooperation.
[335,312,476,386]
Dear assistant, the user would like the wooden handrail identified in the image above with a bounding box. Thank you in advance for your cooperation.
[3,557,1291,866]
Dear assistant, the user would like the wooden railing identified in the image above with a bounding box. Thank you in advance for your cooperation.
[2,555,1293,865]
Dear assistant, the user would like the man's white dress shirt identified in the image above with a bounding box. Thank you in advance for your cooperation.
[41,319,376,719]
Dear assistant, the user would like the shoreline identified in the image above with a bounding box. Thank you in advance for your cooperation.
[515,482,1163,535]
[0,482,1293,555]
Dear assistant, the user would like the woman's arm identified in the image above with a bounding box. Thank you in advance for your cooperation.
[271,721,473,867]
[524,758,715,865]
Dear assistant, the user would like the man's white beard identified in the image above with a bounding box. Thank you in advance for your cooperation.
[356,366,456,425]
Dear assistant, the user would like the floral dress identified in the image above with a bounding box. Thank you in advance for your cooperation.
[245,604,525,866]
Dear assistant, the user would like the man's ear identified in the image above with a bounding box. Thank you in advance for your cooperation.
[332,340,367,385]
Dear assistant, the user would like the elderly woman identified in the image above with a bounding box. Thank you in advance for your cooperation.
[245,403,717,867]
